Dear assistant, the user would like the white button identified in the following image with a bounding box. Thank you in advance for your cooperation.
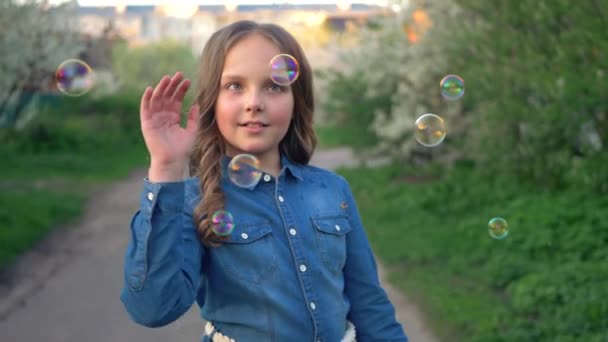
[289,228,297,236]
[147,192,154,201]
[310,302,316,310]
[335,224,341,231]
[241,233,248,239]
[278,195,284,202]
[263,174,271,182]
[299,264,307,272]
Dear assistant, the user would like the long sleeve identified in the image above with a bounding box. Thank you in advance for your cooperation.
[339,176,408,341]
[120,178,204,328]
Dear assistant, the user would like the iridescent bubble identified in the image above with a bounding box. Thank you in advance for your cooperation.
[440,75,465,100]
[55,59,95,96]
[414,113,446,147]
[488,217,509,240]
[228,154,262,188]
[211,210,235,236]
[269,54,299,86]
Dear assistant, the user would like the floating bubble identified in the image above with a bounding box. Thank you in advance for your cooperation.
[55,59,95,96]
[269,54,299,86]
[228,154,262,188]
[414,113,446,147]
[211,210,235,236]
[440,74,465,100]
[488,217,509,240]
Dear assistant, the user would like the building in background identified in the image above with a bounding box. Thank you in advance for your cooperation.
[69,3,394,56]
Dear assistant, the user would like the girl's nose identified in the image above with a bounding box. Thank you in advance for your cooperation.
[245,91,265,112]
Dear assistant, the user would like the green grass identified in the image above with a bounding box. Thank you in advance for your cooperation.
[339,163,608,341]
[0,93,148,270]
[0,144,148,181]
[0,188,84,267]
[0,143,148,270]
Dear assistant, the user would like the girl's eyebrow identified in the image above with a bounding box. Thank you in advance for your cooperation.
[220,74,244,81]
[221,74,276,84]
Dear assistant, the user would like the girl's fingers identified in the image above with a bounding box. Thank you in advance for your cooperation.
[140,86,153,119]
[163,72,183,99]
[186,104,200,133]
[171,78,191,103]
[149,75,171,111]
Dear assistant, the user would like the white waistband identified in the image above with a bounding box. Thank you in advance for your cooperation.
[204,321,356,342]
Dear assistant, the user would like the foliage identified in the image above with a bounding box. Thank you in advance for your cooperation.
[0,91,142,155]
[340,163,608,341]
[448,0,608,192]
[319,0,607,192]
[318,2,468,159]
[111,39,199,107]
[0,0,85,129]
[0,92,148,270]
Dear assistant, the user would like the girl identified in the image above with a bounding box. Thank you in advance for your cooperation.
[120,20,408,342]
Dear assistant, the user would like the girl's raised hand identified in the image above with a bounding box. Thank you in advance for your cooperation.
[140,72,200,169]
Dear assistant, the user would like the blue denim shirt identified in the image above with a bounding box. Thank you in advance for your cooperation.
[120,154,408,342]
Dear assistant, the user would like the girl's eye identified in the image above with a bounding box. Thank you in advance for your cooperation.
[226,83,242,91]
[268,83,285,93]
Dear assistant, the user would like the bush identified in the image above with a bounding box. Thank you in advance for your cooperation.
[320,1,607,192]
[111,40,199,107]
[0,91,142,154]
[340,164,608,341]
[447,0,608,192]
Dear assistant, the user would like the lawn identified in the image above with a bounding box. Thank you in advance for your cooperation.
[0,93,148,270]
[339,163,608,341]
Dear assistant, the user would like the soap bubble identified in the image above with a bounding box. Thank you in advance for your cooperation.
[228,154,262,188]
[55,59,95,96]
[415,113,447,147]
[488,217,509,240]
[211,210,235,236]
[440,74,465,100]
[269,54,299,86]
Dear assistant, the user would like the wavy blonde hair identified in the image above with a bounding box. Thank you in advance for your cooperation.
[189,21,317,247]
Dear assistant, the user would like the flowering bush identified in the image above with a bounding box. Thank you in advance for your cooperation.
[319,0,607,192]
[319,2,469,163]
[0,0,85,129]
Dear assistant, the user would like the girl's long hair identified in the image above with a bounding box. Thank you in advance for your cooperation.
[190,21,317,247]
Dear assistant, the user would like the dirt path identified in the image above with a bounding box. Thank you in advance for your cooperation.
[0,148,438,342]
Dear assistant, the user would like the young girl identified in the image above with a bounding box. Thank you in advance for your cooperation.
[120,20,408,342]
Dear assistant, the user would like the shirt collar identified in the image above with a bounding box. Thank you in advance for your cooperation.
[220,153,303,186]
[280,153,304,181]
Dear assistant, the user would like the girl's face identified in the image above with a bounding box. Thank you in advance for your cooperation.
[216,33,294,161]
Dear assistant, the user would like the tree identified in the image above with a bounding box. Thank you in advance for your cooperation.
[110,39,199,106]
[0,0,86,129]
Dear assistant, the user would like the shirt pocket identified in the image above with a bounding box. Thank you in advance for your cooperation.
[213,221,278,285]
[311,215,352,274]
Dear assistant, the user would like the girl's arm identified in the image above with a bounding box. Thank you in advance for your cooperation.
[120,179,204,328]
[339,176,409,341]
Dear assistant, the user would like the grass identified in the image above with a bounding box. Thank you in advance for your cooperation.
[338,163,608,341]
[0,143,148,270]
[0,188,84,267]
[0,93,148,270]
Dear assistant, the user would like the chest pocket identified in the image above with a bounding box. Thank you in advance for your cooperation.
[213,222,278,285]
[311,215,352,274]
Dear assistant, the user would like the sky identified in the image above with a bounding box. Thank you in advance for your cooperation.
[49,0,391,6]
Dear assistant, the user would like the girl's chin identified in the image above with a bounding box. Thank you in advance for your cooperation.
[229,144,274,157]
